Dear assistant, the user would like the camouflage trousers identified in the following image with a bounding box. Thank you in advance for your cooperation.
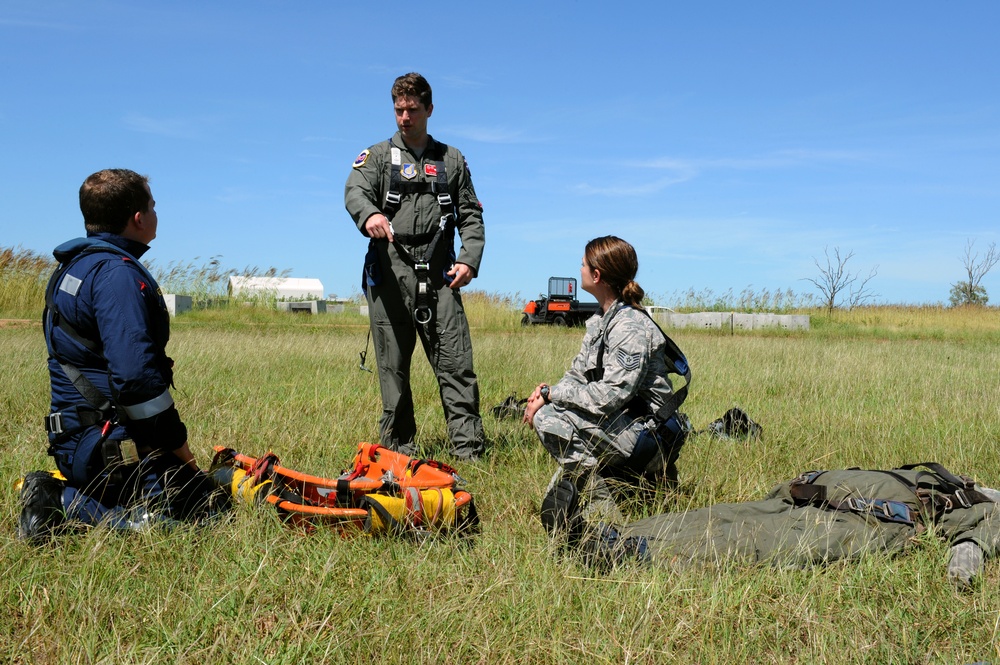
[535,403,650,523]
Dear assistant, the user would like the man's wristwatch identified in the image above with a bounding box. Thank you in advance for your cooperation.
[540,385,551,403]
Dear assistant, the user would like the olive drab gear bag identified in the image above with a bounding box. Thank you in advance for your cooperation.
[774,463,993,525]
[605,463,996,570]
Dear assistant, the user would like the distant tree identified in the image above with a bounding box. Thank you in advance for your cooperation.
[949,239,999,307]
[803,246,879,315]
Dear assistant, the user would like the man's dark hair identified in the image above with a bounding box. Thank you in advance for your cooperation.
[79,169,151,234]
[391,72,432,109]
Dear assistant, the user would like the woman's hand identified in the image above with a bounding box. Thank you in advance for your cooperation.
[523,383,548,428]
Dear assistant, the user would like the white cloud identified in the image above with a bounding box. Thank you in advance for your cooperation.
[447,125,538,144]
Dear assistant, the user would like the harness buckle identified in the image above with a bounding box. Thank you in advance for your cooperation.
[45,412,64,435]
[385,191,402,206]
[414,307,432,325]
[796,470,824,485]
[437,193,453,207]
[846,497,868,513]
[881,500,914,524]
[846,497,914,524]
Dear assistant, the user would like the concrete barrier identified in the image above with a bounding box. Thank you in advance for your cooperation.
[276,300,327,314]
[163,294,191,317]
[656,312,727,329]
[653,312,810,331]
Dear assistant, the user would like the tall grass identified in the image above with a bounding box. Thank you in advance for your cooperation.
[4,271,1000,662]
[148,255,293,307]
[0,246,54,320]
[653,285,817,313]
[0,248,299,319]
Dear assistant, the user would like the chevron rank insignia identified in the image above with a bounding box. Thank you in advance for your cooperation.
[615,349,641,371]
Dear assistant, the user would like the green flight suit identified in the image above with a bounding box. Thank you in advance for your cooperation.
[615,467,1000,570]
[345,132,486,458]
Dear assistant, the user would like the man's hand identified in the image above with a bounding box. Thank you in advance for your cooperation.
[447,262,475,289]
[172,442,201,472]
[365,213,394,242]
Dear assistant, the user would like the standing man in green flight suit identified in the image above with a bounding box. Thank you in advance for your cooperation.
[345,72,487,461]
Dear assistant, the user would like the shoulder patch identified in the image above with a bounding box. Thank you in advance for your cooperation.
[352,150,370,169]
[59,273,82,297]
[615,349,642,372]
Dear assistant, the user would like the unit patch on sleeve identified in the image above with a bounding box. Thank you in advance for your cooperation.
[615,349,642,371]
[352,150,370,169]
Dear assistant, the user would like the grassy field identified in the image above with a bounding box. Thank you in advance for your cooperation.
[3,286,1000,663]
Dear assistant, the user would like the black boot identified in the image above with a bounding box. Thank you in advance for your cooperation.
[579,523,651,571]
[18,471,66,544]
[541,476,585,544]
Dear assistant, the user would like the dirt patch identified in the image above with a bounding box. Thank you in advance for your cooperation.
[0,319,38,329]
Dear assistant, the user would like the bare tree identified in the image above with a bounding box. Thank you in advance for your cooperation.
[949,239,999,307]
[803,246,879,315]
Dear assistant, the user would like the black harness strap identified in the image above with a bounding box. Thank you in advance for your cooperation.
[586,304,691,425]
[362,495,407,535]
[53,363,112,418]
[787,480,917,525]
[382,141,456,325]
[44,251,103,355]
[42,246,130,443]
[896,462,994,512]
[789,463,994,525]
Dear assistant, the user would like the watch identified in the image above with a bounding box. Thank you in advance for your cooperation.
[540,385,551,403]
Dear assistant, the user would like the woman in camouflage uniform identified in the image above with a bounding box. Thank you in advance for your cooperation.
[524,236,685,526]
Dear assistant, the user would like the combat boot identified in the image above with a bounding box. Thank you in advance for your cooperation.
[541,475,585,545]
[18,471,66,544]
[578,523,651,571]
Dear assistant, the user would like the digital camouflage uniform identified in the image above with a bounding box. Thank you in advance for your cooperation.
[535,302,683,521]
[612,466,1000,575]
[345,132,486,459]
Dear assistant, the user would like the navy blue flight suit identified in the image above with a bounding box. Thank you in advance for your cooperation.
[43,233,220,527]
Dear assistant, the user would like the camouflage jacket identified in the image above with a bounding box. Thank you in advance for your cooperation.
[549,302,675,421]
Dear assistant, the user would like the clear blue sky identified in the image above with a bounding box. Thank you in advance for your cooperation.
[2,2,998,306]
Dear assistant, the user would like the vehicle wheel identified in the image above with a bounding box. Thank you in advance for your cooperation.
[552,315,567,327]
[521,314,530,326]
